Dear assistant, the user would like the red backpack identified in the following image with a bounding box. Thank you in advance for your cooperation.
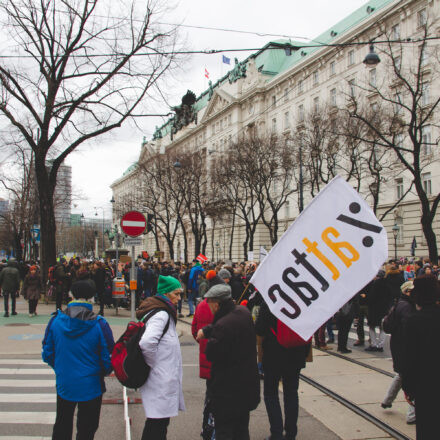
[271,319,311,348]
[111,309,170,389]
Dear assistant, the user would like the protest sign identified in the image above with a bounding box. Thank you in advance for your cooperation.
[250,176,388,340]
[259,246,268,262]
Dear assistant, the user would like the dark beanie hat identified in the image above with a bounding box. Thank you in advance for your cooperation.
[413,275,440,307]
[71,280,95,300]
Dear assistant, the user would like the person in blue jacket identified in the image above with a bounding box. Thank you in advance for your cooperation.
[187,260,205,317]
[42,279,115,440]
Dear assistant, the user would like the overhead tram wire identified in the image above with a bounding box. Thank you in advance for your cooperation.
[0,36,438,59]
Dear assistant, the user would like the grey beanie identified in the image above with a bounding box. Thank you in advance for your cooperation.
[204,283,232,301]
[218,268,231,280]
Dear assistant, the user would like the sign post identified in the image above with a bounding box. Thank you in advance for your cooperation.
[121,211,147,320]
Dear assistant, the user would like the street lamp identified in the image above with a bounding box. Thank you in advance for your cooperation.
[363,44,381,66]
[392,223,399,260]
[173,159,182,169]
[215,241,220,262]
[94,206,105,256]
[80,213,85,257]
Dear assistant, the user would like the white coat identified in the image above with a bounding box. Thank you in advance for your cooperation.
[139,310,185,418]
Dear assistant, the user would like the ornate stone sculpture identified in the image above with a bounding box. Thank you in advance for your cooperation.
[170,90,197,140]
[228,58,247,83]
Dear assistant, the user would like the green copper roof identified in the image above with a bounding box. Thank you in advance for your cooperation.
[278,0,395,74]
[122,162,138,176]
[151,0,395,141]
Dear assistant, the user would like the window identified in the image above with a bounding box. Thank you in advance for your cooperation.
[395,93,403,114]
[313,70,319,85]
[298,104,304,122]
[272,117,277,132]
[330,88,337,107]
[285,201,290,219]
[228,114,232,126]
[348,79,356,98]
[298,79,304,94]
[272,95,277,107]
[392,24,400,40]
[418,8,427,27]
[396,178,404,199]
[422,172,432,195]
[284,111,290,130]
[422,125,432,155]
[284,88,290,103]
[369,68,377,88]
[348,50,355,66]
[421,82,430,106]
[330,61,336,76]
[313,96,319,113]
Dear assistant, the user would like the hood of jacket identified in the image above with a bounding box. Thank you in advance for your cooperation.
[57,301,99,338]
[136,295,176,322]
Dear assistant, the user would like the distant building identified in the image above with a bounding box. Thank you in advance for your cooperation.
[48,162,72,224]
[0,198,9,216]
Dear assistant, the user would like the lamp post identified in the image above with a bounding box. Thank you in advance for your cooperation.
[110,197,121,276]
[80,213,85,257]
[94,206,105,257]
[215,241,220,262]
[392,223,399,260]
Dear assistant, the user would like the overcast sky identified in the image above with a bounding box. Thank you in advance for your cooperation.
[68,0,370,219]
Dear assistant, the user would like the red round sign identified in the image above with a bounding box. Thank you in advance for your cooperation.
[120,211,147,237]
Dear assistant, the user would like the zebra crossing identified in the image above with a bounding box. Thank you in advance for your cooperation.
[0,357,55,439]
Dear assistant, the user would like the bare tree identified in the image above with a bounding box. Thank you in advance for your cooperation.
[0,145,38,260]
[0,0,180,274]
[347,16,440,260]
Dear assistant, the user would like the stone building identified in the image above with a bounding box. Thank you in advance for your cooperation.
[111,0,439,262]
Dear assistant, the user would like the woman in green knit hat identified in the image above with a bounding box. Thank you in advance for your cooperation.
[136,275,185,439]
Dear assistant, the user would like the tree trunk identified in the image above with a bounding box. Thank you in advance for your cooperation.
[35,158,57,285]
[229,213,236,260]
[421,208,438,262]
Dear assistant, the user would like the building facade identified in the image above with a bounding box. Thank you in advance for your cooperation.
[111,0,439,262]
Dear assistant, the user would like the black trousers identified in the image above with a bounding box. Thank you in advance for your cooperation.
[29,299,38,314]
[213,410,250,440]
[141,418,170,440]
[337,316,353,351]
[356,305,368,342]
[52,394,102,440]
[55,290,64,311]
[3,291,16,313]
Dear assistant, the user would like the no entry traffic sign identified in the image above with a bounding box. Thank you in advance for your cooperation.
[120,211,147,237]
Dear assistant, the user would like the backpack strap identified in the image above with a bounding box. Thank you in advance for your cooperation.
[141,308,172,341]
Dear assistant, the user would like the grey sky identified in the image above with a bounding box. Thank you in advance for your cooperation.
[69,0,370,219]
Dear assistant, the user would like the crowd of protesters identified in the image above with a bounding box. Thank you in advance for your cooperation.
[0,253,438,439]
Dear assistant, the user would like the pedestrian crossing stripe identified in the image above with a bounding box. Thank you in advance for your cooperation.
[0,359,45,365]
[0,412,55,424]
[0,394,55,403]
[0,437,51,440]
[0,368,54,375]
[0,379,55,387]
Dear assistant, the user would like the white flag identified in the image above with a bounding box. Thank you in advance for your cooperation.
[250,176,388,340]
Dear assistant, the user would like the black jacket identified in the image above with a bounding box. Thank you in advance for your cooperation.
[230,274,244,301]
[389,294,414,373]
[204,300,260,417]
[385,269,405,304]
[255,302,308,372]
[401,305,440,439]
[92,268,106,293]
[367,277,390,327]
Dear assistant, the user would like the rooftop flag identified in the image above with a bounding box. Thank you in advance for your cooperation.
[222,55,231,65]
[204,68,210,79]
